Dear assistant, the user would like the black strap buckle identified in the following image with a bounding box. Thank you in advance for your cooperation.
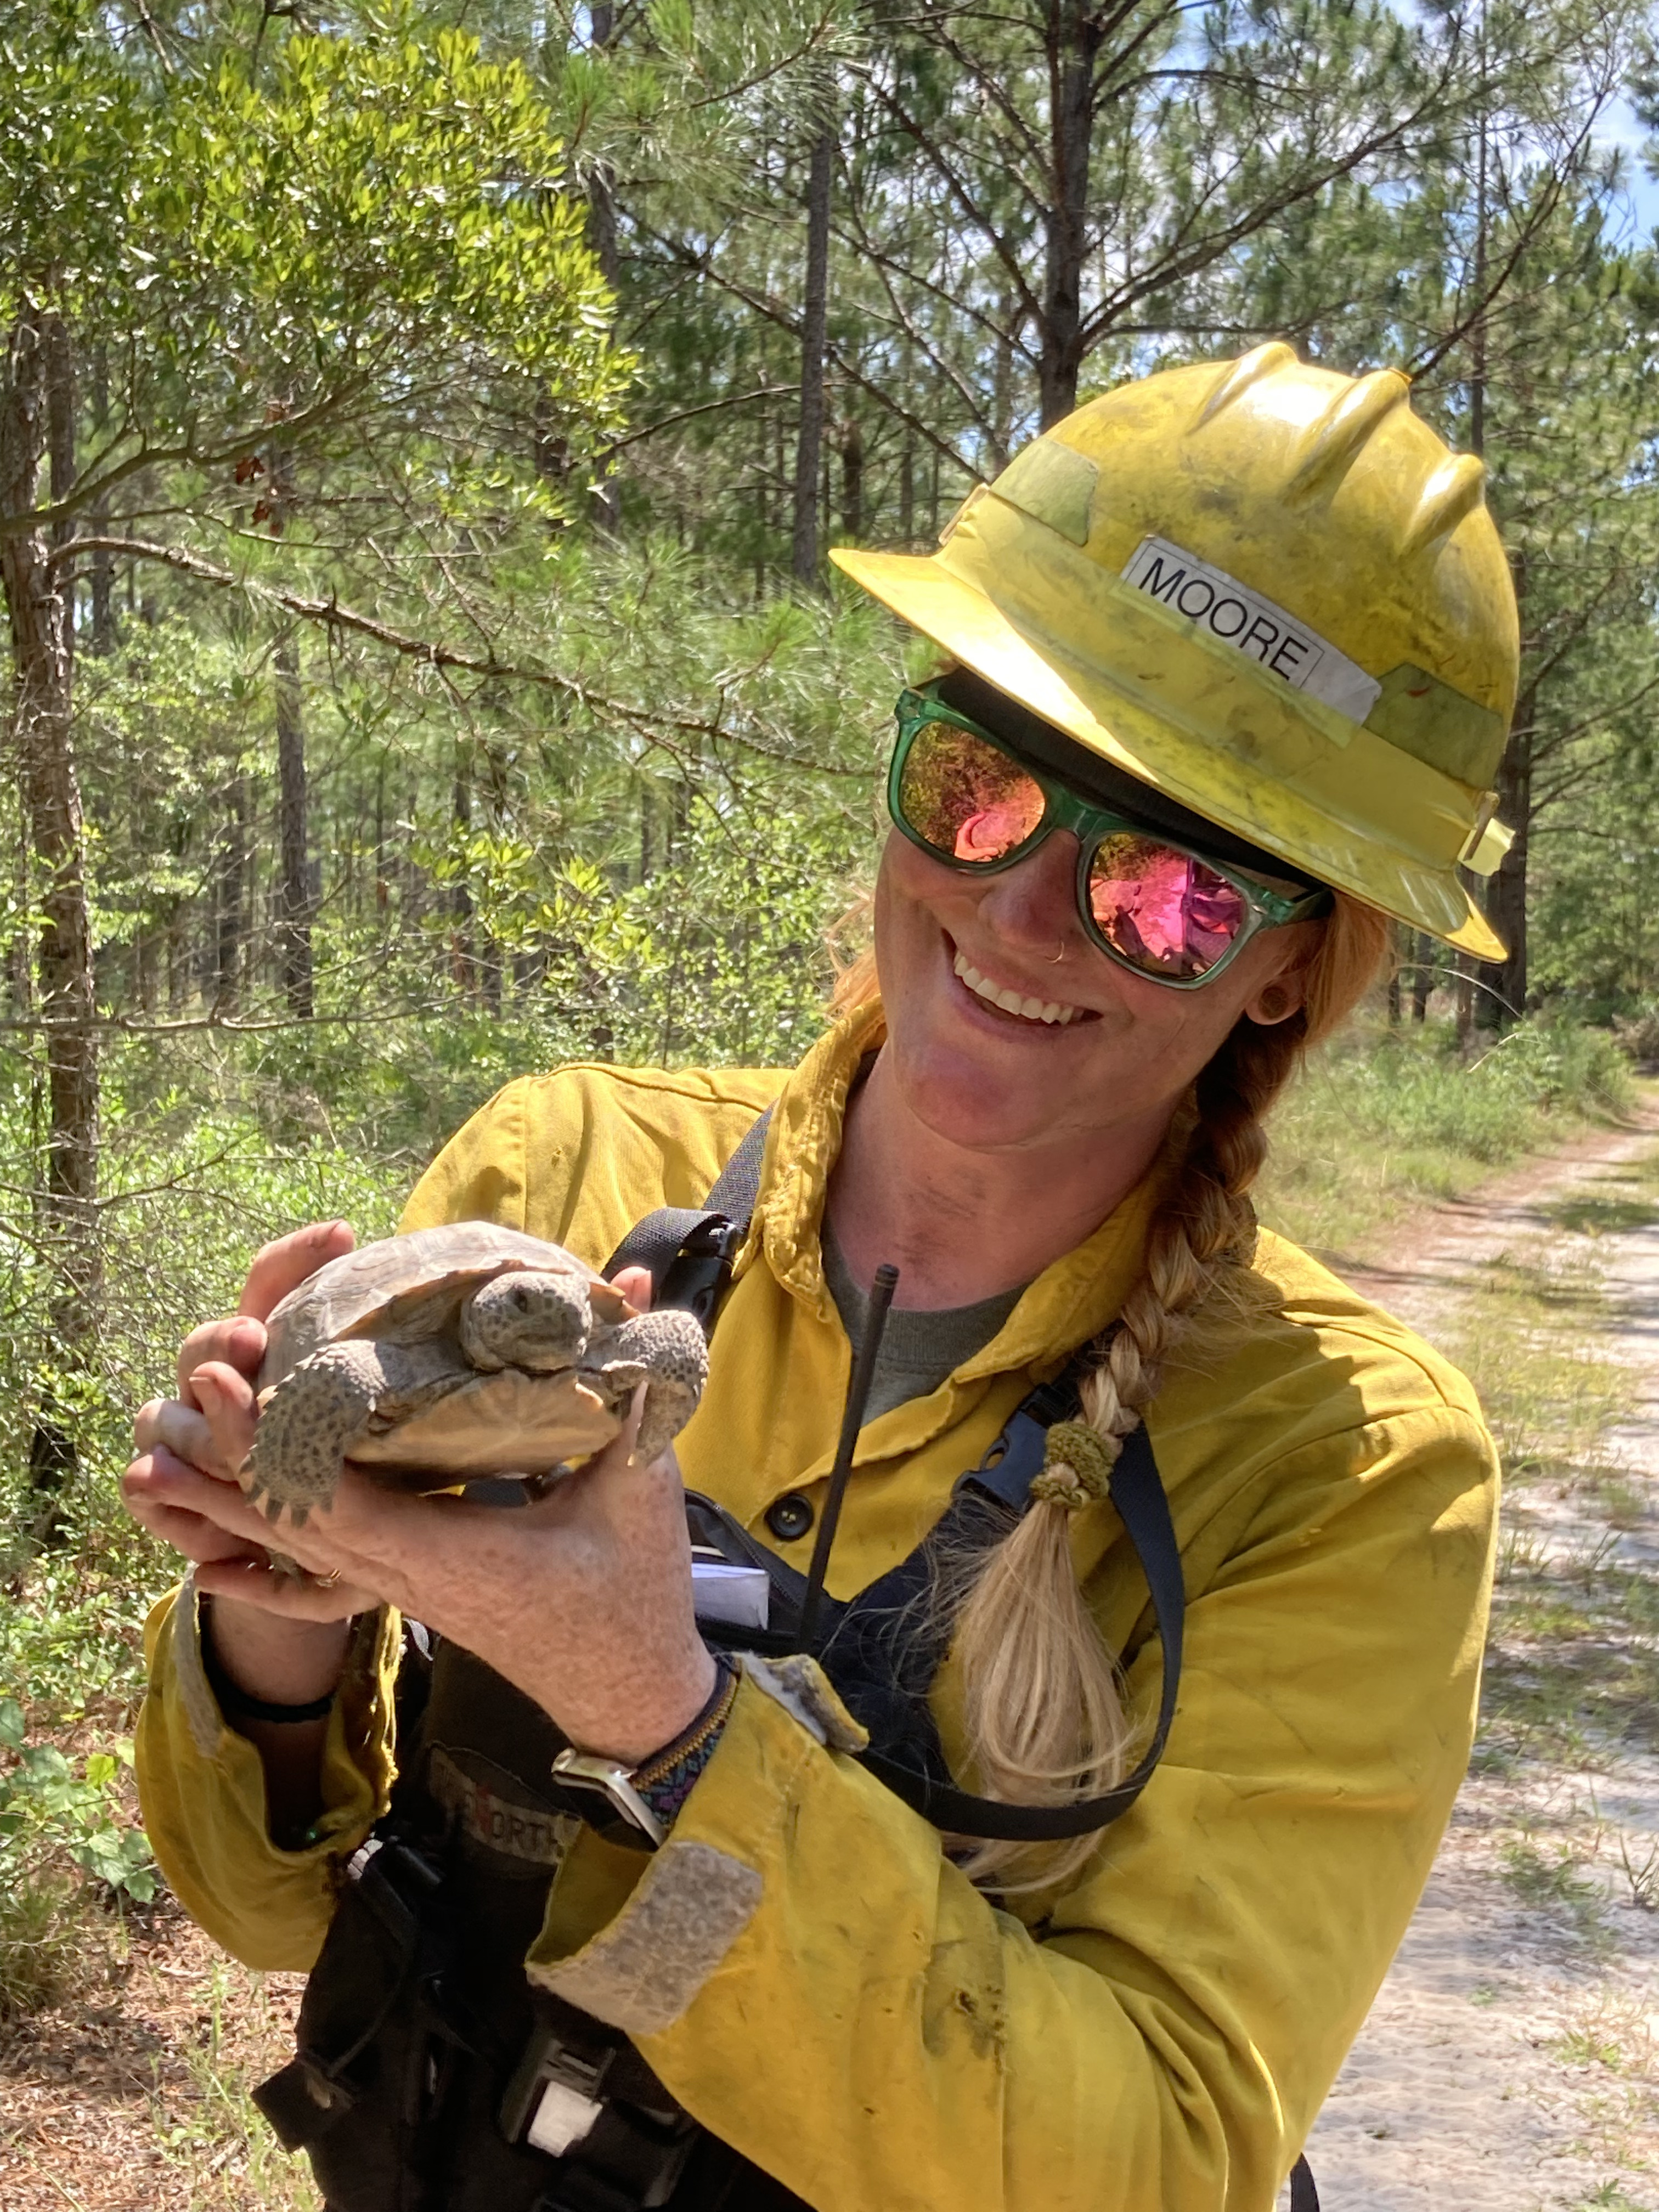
[656,1213,745,1332]
[503,2000,697,2210]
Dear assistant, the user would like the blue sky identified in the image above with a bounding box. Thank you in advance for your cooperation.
[1592,92,1659,242]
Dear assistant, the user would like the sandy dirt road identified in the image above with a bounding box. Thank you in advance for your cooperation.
[1298,1115,1659,2212]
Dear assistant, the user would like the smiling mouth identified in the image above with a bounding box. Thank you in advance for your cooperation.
[951,947,1088,1027]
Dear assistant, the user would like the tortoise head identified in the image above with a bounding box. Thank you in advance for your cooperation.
[459,1267,590,1374]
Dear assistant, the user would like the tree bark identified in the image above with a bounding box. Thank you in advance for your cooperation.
[1411,932,1432,1021]
[792,125,833,586]
[1039,2,1102,427]
[88,350,114,656]
[839,413,864,541]
[587,2,622,534]
[1,303,100,1518]
[274,630,314,1017]
[451,744,476,998]
[213,767,249,1014]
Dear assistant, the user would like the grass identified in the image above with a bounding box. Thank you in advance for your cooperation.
[1468,1245,1659,1770]
[1498,1832,1617,1955]
[148,1964,320,2212]
[1259,1013,1636,1255]
[0,1874,94,2021]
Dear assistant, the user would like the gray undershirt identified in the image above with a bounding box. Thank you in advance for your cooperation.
[820,1217,1029,1421]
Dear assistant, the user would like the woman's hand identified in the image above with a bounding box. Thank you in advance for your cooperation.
[132,1383,715,1763]
[126,1212,380,1628]
[124,1223,375,1720]
[126,1231,708,1764]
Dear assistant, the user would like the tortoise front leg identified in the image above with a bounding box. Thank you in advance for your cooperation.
[583,1308,709,1466]
[242,1338,392,1527]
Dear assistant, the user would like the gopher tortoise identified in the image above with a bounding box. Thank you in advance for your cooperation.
[239,1222,708,1526]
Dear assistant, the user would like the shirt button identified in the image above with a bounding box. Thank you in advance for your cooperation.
[765,1492,815,1542]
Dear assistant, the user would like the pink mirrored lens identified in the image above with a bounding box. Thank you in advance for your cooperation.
[898,722,1046,864]
[1088,834,1249,980]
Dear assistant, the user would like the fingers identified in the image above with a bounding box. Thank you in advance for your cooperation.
[193,1555,374,1623]
[127,1444,284,1549]
[187,1362,259,1475]
[239,1221,356,1322]
[173,1221,354,1400]
[610,1265,653,1312]
[134,1393,232,1480]
[177,1315,266,1402]
[139,1357,258,1479]
[121,1448,273,1567]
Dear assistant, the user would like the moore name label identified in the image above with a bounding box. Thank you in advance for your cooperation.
[1122,535,1381,725]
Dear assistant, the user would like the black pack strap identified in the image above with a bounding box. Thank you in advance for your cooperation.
[1289,2152,1320,2210]
[860,1420,1184,1842]
[602,1107,773,1326]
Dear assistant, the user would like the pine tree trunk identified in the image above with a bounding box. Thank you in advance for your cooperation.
[1,303,101,1522]
[452,747,476,999]
[1412,933,1432,1021]
[587,2,622,534]
[213,769,249,1014]
[89,352,114,658]
[1039,3,1100,427]
[792,125,833,586]
[274,630,314,1017]
[839,414,864,541]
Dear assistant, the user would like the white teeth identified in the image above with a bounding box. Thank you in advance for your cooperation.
[952,950,1082,1027]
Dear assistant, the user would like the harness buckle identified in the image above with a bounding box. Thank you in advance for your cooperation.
[527,2069,607,2159]
[500,2012,617,2157]
[657,1215,744,1333]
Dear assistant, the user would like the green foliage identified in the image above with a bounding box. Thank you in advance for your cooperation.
[0,1703,155,1902]
[1261,1015,1634,1252]
[0,1694,151,2016]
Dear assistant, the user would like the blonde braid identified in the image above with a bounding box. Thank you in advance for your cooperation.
[951,895,1390,1891]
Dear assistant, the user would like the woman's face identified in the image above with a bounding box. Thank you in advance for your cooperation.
[872,821,1322,1159]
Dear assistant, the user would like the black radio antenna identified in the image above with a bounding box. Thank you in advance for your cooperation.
[798,1261,900,1653]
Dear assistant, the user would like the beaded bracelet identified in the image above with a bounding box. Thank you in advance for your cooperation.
[630,1656,740,1831]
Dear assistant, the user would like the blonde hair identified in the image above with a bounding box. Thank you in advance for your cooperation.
[832,893,1392,1889]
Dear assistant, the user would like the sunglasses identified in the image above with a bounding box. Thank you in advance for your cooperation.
[888,690,1330,989]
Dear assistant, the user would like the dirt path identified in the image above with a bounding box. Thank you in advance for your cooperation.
[1302,1111,1659,2211]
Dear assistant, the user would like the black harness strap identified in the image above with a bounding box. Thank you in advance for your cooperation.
[603,1109,774,1328]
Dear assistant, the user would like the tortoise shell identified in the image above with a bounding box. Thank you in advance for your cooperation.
[259,1222,634,1390]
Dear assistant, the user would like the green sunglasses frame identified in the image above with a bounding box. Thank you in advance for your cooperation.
[888,690,1330,991]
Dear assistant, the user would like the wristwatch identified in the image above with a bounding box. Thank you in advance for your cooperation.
[549,1749,667,1849]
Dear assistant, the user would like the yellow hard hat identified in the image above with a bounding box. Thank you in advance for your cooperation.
[832,342,1519,960]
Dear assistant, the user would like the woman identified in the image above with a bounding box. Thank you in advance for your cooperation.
[125,343,1515,2212]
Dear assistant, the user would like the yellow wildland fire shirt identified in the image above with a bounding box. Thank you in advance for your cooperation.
[138,1002,1498,2212]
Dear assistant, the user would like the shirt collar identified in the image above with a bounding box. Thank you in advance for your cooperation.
[743,997,1182,1375]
